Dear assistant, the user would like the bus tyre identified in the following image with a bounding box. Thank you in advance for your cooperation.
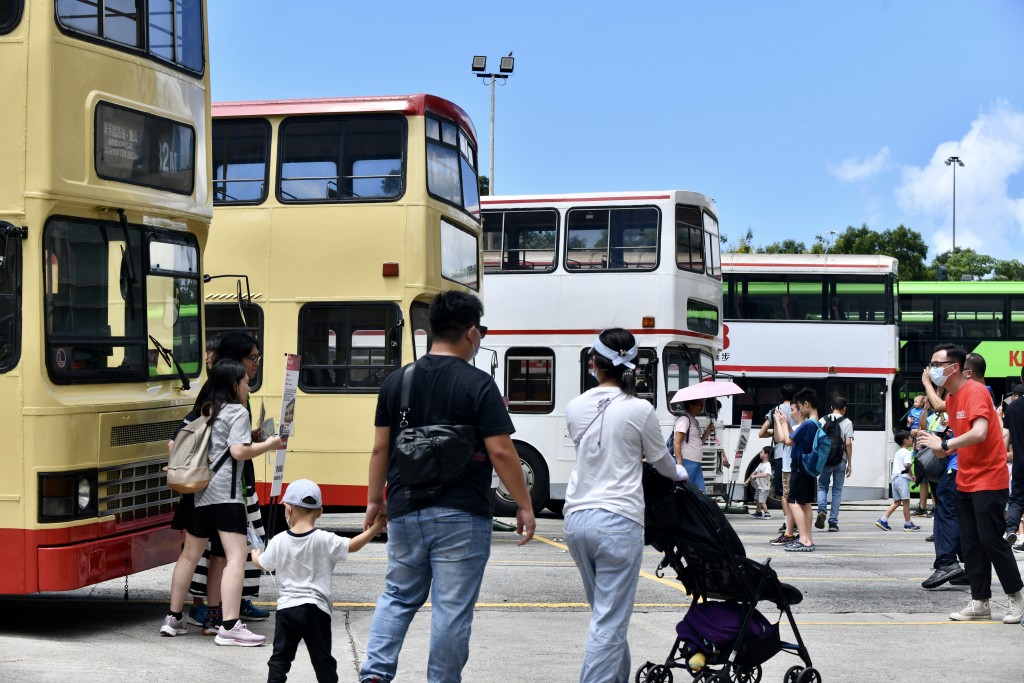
[490,442,549,518]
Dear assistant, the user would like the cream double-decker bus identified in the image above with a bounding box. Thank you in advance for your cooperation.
[205,95,481,507]
[0,1,210,593]
[720,253,900,500]
[480,191,724,514]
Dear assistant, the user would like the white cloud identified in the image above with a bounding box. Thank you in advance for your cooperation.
[828,147,891,182]
[896,100,1024,259]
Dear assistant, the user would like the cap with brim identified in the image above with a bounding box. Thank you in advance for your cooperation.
[282,479,322,509]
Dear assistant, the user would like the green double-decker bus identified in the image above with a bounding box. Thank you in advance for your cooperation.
[899,280,1024,403]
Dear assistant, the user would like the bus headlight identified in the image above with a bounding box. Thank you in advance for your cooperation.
[38,471,98,522]
[77,476,93,512]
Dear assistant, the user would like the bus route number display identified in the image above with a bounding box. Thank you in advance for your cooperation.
[95,102,195,195]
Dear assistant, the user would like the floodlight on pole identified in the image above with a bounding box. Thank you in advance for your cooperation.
[945,155,964,251]
[471,52,514,194]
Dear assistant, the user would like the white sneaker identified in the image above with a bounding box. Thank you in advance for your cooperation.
[950,599,991,621]
[159,614,187,637]
[1003,591,1024,624]
[214,621,266,647]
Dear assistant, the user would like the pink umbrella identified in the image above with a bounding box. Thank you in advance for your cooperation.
[670,380,745,404]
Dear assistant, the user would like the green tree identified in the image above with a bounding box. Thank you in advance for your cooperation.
[926,248,998,281]
[478,175,490,197]
[757,239,807,254]
[823,223,928,279]
[994,259,1024,280]
[726,227,755,253]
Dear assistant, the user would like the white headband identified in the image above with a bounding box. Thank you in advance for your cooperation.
[591,336,638,370]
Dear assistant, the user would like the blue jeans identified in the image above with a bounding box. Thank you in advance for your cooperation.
[359,507,492,683]
[933,468,962,569]
[683,460,705,492]
[564,508,644,683]
[816,459,847,524]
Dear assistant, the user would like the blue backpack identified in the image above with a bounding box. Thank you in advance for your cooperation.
[803,424,832,476]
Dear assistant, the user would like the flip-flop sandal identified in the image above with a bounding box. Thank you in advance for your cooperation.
[784,543,815,552]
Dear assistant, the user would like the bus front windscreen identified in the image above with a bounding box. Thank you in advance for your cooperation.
[43,218,201,383]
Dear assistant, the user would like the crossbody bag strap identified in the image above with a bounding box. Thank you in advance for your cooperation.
[211,451,238,499]
[573,394,622,448]
[399,361,416,429]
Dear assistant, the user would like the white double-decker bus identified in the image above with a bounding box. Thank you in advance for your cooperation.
[720,253,900,500]
[480,191,724,515]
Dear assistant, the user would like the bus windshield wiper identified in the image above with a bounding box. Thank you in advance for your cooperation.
[149,335,191,391]
[117,209,137,321]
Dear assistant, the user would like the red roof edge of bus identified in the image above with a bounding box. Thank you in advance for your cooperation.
[211,94,478,145]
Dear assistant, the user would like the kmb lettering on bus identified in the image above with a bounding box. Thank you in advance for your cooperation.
[1010,351,1024,367]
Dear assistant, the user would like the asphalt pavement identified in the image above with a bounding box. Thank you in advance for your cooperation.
[1,501,1021,682]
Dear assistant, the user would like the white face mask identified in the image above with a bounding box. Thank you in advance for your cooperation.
[589,368,600,381]
[929,365,949,387]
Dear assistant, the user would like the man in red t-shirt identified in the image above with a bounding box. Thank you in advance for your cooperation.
[918,344,1024,623]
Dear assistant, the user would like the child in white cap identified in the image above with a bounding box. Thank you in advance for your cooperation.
[252,479,385,682]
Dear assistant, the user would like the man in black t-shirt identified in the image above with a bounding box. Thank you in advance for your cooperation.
[359,291,535,683]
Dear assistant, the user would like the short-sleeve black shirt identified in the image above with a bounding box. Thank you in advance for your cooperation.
[375,354,515,519]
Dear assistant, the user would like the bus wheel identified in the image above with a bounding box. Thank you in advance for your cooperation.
[491,442,549,518]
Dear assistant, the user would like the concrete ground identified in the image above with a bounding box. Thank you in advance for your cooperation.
[0,501,1020,682]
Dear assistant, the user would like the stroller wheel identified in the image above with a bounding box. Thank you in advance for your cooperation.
[795,668,821,683]
[727,664,762,683]
[643,665,673,683]
[784,666,804,683]
[635,663,652,683]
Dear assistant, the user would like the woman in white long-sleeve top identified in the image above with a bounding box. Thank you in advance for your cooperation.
[563,327,688,683]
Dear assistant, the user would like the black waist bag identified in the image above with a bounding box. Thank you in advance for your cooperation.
[395,362,476,500]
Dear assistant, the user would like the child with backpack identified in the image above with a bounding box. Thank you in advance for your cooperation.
[745,446,774,519]
[251,479,386,682]
[161,360,283,645]
[876,431,921,532]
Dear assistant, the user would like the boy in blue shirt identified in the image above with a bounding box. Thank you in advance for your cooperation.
[774,388,820,552]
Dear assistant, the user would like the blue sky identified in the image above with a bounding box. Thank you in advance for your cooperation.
[208,1,1024,263]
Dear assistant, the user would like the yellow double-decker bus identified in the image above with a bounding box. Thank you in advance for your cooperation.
[0,1,210,594]
[206,95,481,507]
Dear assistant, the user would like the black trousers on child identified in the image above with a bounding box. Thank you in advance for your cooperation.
[954,488,1024,601]
[268,603,337,683]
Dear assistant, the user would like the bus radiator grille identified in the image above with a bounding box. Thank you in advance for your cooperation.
[100,459,177,524]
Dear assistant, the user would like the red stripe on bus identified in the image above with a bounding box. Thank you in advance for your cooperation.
[481,195,672,205]
[213,94,478,145]
[256,482,370,508]
[487,328,716,340]
[716,364,895,375]
[721,262,889,270]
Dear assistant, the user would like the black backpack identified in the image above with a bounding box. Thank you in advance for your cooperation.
[821,414,848,467]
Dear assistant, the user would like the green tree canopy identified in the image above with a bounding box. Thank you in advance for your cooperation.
[757,239,807,254]
[823,223,929,279]
[926,248,998,281]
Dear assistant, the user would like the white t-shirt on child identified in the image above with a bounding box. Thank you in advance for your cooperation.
[891,447,914,480]
[257,528,349,615]
[753,461,772,491]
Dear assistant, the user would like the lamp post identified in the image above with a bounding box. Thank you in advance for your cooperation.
[471,53,514,194]
[945,155,964,251]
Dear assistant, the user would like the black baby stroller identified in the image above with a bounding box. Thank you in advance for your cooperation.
[636,468,819,683]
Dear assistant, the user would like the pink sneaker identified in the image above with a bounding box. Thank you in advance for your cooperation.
[214,621,266,647]
[159,615,187,637]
